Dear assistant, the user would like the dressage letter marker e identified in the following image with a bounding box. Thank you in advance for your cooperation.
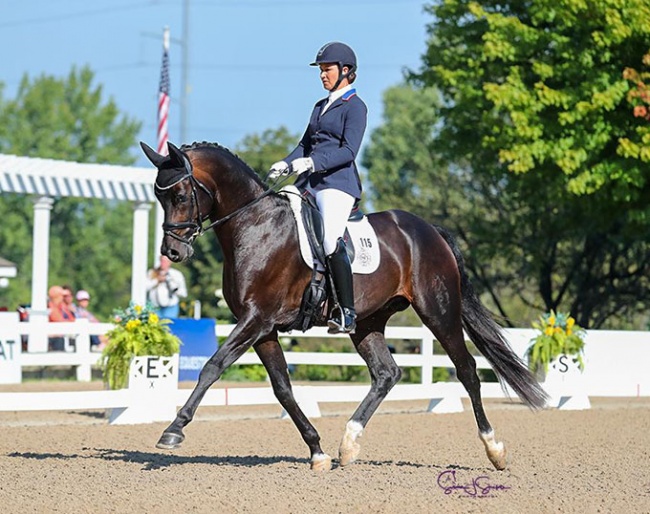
[109,354,179,425]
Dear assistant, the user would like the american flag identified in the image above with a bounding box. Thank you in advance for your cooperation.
[157,27,170,156]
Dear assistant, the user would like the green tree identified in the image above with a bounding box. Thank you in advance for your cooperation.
[404,0,650,328]
[0,66,141,318]
[363,84,469,225]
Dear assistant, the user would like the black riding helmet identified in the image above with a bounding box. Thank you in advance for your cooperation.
[310,42,357,91]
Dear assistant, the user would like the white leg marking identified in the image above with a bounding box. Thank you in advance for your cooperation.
[310,452,332,472]
[339,420,364,466]
[479,429,507,470]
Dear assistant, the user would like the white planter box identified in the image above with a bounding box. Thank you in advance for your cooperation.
[108,354,179,425]
[543,353,590,410]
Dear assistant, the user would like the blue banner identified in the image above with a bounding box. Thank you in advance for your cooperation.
[168,318,218,382]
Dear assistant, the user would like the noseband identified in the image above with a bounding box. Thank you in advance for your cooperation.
[155,164,274,245]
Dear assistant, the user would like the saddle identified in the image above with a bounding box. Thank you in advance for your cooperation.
[280,187,379,333]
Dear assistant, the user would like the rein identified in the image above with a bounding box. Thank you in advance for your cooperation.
[156,171,275,245]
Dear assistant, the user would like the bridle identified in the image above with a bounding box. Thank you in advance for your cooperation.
[155,158,274,246]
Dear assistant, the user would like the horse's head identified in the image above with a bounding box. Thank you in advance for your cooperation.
[140,141,213,263]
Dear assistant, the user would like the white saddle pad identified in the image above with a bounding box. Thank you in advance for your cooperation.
[280,185,380,274]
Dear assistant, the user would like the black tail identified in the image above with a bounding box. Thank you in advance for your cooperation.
[435,225,548,410]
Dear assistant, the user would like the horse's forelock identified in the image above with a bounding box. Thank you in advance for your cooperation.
[156,166,189,189]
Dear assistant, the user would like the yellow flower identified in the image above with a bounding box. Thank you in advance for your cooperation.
[149,313,159,324]
[134,305,143,314]
[548,315,556,326]
[567,328,573,336]
[567,317,575,329]
[544,327,554,336]
[553,327,562,334]
[126,319,142,331]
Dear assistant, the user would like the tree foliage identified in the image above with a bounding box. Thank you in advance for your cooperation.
[0,66,141,317]
[376,0,650,328]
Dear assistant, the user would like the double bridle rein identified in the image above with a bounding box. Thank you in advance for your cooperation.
[155,164,274,245]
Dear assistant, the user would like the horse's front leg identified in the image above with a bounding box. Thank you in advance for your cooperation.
[255,338,331,471]
[156,317,266,450]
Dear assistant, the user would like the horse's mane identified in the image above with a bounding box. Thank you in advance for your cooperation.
[180,141,267,189]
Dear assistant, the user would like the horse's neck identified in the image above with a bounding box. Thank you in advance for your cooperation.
[202,161,266,221]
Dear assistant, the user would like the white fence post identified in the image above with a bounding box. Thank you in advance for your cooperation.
[75,319,92,382]
[420,325,434,385]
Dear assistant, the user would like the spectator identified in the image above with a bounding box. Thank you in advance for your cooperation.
[74,289,106,350]
[61,285,76,321]
[47,285,73,351]
[146,255,187,319]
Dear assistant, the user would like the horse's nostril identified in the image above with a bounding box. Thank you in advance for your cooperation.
[168,248,180,260]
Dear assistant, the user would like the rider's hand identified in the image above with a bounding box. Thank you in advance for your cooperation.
[291,157,314,175]
[268,160,289,179]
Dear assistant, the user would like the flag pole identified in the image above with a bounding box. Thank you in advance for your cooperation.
[154,26,170,267]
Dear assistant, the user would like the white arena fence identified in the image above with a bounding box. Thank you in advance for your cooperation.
[0,312,649,424]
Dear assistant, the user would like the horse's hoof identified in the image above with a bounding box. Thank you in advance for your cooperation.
[310,453,332,472]
[479,430,507,470]
[339,420,363,466]
[338,441,361,467]
[156,431,184,450]
[487,446,508,471]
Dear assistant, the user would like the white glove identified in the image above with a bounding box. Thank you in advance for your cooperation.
[268,160,289,179]
[291,157,314,175]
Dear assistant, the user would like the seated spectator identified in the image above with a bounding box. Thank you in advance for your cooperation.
[61,285,77,321]
[74,289,106,349]
[48,285,73,351]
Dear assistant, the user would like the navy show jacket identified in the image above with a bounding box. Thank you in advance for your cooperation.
[285,88,367,200]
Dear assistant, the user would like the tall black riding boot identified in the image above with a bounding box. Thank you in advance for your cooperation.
[326,238,356,334]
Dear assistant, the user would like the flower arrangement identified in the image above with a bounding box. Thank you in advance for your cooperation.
[101,302,181,390]
[526,310,586,375]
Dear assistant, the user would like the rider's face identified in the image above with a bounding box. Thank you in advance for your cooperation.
[319,63,349,91]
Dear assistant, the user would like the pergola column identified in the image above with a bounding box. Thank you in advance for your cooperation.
[29,196,54,352]
[131,202,152,306]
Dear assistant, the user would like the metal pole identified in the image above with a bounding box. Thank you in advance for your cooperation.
[181,0,190,144]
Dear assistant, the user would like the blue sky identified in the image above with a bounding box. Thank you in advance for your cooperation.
[1,0,429,167]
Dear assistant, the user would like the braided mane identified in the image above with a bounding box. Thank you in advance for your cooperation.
[180,141,265,187]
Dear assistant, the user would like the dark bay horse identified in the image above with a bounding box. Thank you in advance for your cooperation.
[141,141,547,472]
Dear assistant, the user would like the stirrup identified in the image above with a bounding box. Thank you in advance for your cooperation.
[327,307,356,334]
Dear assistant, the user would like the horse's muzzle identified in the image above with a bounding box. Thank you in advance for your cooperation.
[161,238,194,263]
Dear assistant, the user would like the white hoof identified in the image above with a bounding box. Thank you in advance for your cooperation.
[479,430,507,470]
[310,452,332,472]
[339,420,363,467]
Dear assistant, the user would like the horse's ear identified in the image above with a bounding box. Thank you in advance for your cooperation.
[140,141,166,168]
[167,142,189,170]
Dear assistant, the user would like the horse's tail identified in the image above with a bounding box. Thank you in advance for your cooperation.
[435,225,548,410]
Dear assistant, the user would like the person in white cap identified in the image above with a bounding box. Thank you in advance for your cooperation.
[74,289,104,348]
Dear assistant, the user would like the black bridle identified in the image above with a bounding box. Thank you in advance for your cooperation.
[155,169,274,246]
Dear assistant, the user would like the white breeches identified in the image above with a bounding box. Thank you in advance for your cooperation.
[315,188,356,256]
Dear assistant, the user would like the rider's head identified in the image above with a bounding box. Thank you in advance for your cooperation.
[310,42,357,92]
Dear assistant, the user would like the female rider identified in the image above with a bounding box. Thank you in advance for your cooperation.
[269,41,367,334]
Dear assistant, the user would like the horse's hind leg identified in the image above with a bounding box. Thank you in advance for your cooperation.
[412,294,507,470]
[339,314,402,466]
[254,338,331,472]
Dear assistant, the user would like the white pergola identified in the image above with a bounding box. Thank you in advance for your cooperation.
[0,256,17,286]
[0,153,162,351]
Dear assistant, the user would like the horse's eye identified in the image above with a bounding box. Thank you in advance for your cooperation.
[173,193,188,205]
